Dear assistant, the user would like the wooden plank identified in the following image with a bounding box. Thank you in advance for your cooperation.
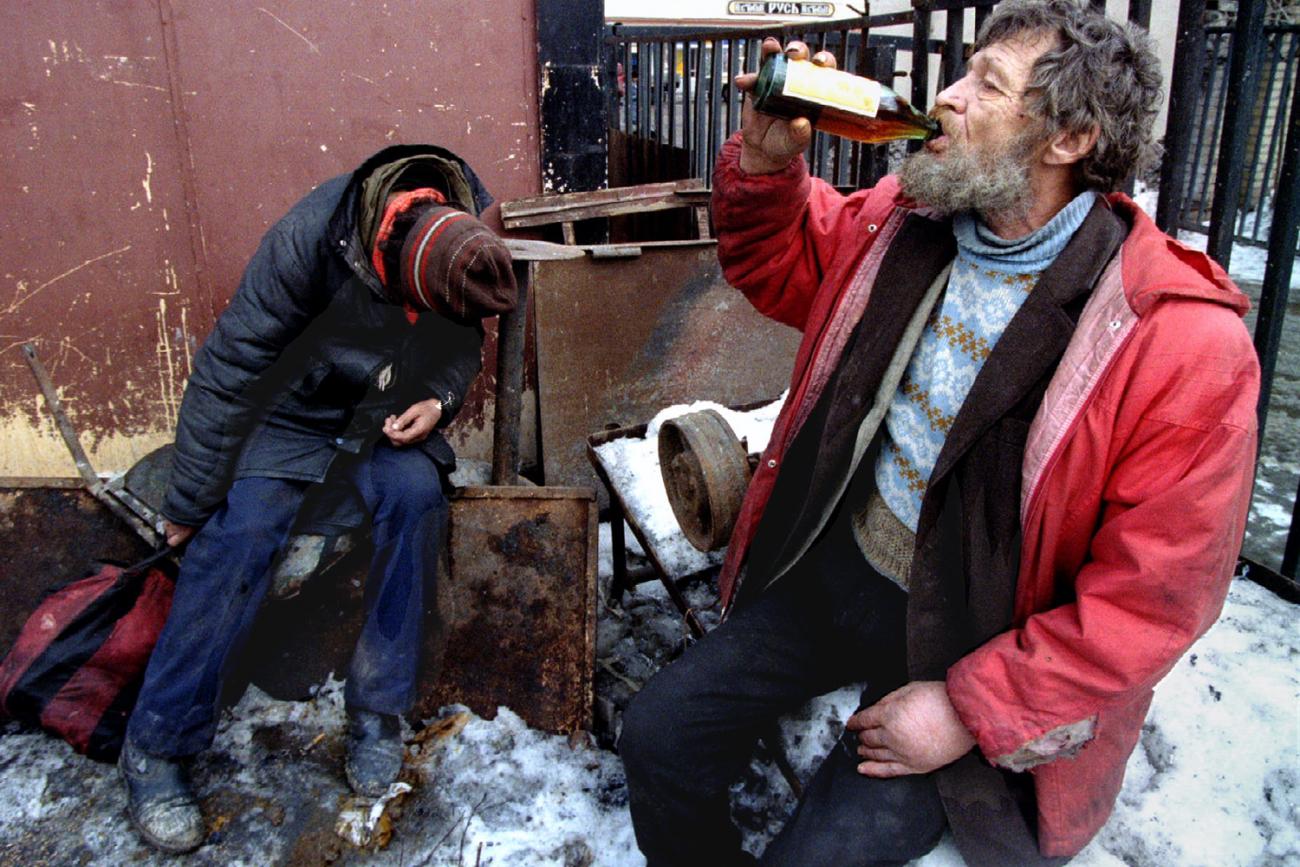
[501,179,709,229]
[503,238,588,261]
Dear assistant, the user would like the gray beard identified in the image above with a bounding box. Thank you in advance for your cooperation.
[897,138,1035,222]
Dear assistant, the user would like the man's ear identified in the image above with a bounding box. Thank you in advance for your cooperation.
[1043,124,1099,167]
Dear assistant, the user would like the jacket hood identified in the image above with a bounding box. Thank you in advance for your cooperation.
[1106,192,1251,318]
[328,144,494,299]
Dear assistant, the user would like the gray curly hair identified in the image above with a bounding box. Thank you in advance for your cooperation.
[976,0,1164,191]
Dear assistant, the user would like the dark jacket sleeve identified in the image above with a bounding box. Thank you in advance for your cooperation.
[409,316,483,429]
[162,211,331,526]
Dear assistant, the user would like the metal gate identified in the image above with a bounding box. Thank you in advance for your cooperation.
[603,10,958,192]
[1178,25,1299,246]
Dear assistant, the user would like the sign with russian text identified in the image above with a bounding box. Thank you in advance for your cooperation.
[727,2,836,17]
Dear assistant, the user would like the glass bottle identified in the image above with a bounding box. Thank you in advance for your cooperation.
[751,54,940,144]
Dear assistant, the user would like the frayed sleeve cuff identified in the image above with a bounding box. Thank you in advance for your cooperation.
[990,716,1097,772]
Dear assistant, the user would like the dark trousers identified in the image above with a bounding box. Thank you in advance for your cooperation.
[619,514,946,866]
[127,443,448,758]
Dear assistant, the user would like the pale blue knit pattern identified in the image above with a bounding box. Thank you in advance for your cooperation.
[874,192,1098,531]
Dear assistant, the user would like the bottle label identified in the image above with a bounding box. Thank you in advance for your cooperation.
[781,60,881,118]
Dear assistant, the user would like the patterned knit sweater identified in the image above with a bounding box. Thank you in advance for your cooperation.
[874,192,1098,532]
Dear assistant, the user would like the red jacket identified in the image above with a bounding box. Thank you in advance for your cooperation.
[712,134,1260,857]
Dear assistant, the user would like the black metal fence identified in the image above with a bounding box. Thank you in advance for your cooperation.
[1177,25,1299,246]
[601,0,1300,588]
[604,13,936,190]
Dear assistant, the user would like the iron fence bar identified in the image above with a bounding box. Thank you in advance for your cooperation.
[974,3,991,34]
[655,41,665,169]
[710,40,724,177]
[642,41,654,173]
[1207,0,1268,270]
[942,6,965,92]
[1254,54,1300,448]
[668,40,675,149]
[707,41,718,181]
[1186,31,1226,228]
[1128,0,1152,29]
[727,36,742,149]
[830,26,848,184]
[1285,475,1300,578]
[640,40,652,141]
[685,42,697,175]
[604,38,619,136]
[1254,33,1299,244]
[865,46,897,186]
[850,15,871,188]
[622,42,632,133]
[911,4,932,153]
[669,42,679,149]
[1240,30,1284,244]
[700,40,710,176]
[1279,493,1300,577]
[647,41,656,142]
[661,40,670,145]
[645,41,655,146]
[1157,0,1206,235]
[660,40,670,145]
[694,42,708,178]
[806,28,834,183]
[630,39,639,134]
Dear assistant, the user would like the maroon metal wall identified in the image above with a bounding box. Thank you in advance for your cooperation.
[0,1,539,477]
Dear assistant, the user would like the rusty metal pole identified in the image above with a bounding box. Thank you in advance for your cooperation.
[492,260,530,485]
[22,343,163,546]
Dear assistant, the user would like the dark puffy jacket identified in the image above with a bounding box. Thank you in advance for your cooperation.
[162,145,492,528]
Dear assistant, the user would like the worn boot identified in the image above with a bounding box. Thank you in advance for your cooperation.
[345,708,404,797]
[118,738,205,853]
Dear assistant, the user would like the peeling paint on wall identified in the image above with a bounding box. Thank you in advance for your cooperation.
[256,7,321,54]
[141,151,153,203]
[3,245,132,317]
[0,410,171,477]
[153,297,183,431]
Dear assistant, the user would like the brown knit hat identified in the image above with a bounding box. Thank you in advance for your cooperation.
[398,205,516,322]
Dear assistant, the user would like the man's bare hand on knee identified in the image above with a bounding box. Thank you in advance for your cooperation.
[845,681,976,777]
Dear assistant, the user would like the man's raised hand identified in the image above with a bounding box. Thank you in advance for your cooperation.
[736,37,839,174]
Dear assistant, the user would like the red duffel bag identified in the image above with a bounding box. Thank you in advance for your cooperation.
[0,549,176,761]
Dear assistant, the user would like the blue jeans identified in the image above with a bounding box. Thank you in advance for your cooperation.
[127,443,448,757]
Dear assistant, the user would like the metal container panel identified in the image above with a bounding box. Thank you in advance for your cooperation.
[0,1,540,477]
[532,242,802,498]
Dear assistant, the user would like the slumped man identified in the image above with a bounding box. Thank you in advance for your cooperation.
[120,144,516,853]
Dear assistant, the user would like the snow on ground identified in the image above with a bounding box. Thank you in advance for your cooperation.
[3,397,1296,866]
[0,574,1294,866]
